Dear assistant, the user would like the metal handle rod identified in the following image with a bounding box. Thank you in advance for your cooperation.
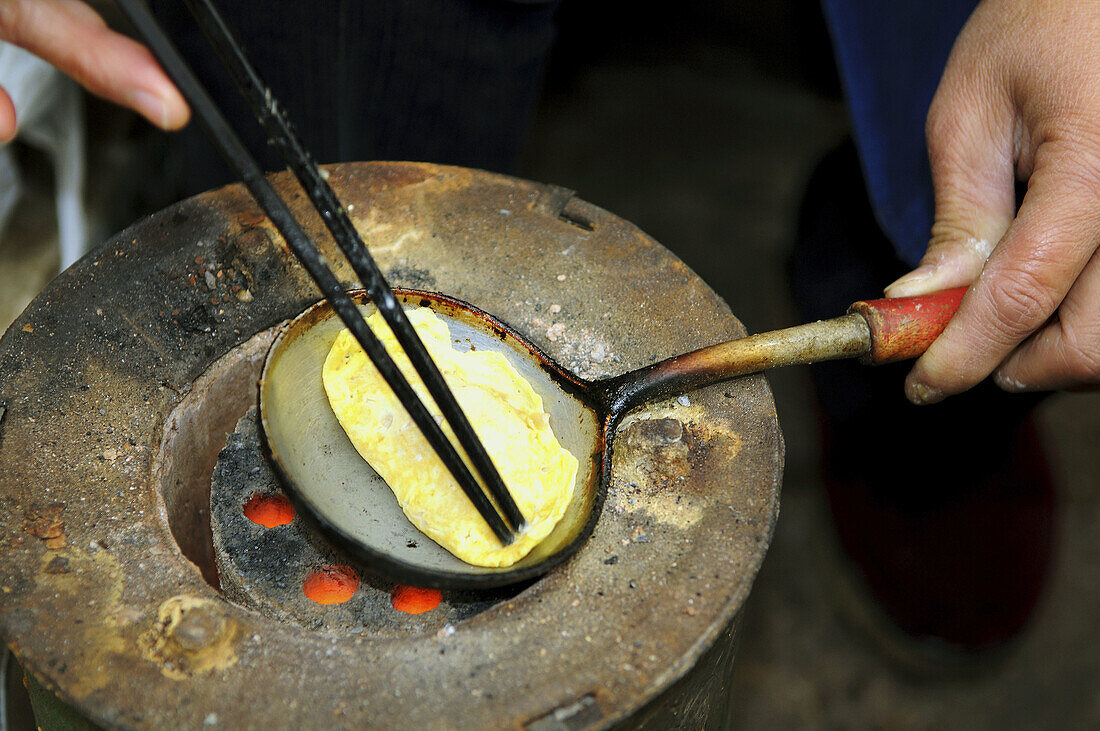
[114,0,518,544]
[180,0,525,533]
[603,288,965,416]
[607,314,873,414]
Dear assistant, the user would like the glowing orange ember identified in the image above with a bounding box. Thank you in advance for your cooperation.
[303,565,360,605]
[243,493,295,528]
[390,585,442,614]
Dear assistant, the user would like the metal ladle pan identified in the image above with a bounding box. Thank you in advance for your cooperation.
[260,286,965,589]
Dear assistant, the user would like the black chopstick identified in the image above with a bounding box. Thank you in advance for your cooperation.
[115,0,523,544]
[180,0,527,535]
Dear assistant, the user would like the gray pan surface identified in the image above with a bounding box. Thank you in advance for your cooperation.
[261,290,604,588]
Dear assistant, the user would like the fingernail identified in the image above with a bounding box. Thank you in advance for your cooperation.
[128,89,170,129]
[906,379,943,405]
[885,265,936,297]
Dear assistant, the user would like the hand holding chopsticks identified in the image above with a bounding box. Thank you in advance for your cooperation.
[115,0,525,544]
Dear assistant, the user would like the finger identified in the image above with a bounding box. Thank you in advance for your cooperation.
[0,0,189,129]
[995,245,1100,391]
[0,85,15,141]
[905,142,1100,403]
[885,64,1017,298]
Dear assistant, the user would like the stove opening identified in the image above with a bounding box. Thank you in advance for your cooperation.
[303,565,360,605]
[390,585,443,614]
[209,405,531,635]
[152,329,279,588]
[149,331,534,636]
[243,492,296,528]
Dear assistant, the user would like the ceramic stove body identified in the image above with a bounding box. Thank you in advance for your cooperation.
[0,163,781,729]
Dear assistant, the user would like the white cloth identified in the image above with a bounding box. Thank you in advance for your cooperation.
[0,42,87,270]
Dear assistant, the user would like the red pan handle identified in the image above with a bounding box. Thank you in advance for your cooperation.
[603,287,969,415]
[848,286,967,365]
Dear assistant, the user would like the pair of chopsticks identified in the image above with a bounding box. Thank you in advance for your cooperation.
[116,0,525,544]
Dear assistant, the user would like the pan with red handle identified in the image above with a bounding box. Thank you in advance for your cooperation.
[260,286,966,589]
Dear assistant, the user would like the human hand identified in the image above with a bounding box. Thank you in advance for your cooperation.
[0,0,188,141]
[884,0,1100,404]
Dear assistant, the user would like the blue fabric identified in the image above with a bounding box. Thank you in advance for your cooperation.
[821,0,979,266]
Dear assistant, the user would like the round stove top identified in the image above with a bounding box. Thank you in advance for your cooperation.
[0,162,781,729]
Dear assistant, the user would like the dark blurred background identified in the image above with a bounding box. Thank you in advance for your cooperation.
[1,1,1097,726]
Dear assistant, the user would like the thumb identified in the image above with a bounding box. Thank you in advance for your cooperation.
[885,69,1018,298]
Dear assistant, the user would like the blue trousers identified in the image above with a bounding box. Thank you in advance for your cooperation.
[821,0,980,266]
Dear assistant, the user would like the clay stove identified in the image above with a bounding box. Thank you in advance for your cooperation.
[0,163,781,729]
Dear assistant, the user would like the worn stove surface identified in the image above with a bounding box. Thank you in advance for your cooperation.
[0,162,781,729]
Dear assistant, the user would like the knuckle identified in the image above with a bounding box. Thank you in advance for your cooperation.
[984,270,1058,338]
[925,98,957,159]
[925,78,1002,162]
[927,219,985,254]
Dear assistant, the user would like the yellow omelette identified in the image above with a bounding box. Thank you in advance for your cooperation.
[322,307,578,567]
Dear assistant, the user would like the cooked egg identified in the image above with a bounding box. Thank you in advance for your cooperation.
[322,307,578,567]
